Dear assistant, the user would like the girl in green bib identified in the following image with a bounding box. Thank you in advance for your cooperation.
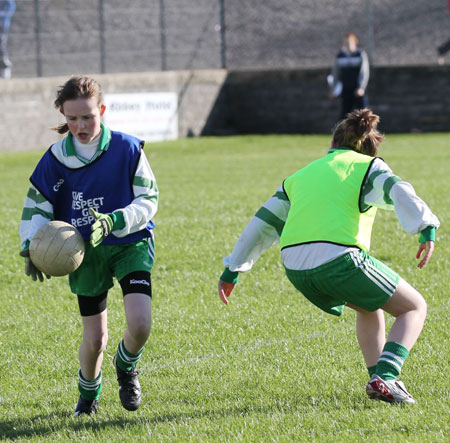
[218,109,439,405]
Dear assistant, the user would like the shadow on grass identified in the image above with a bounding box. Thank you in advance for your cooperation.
[0,411,148,440]
[0,394,375,440]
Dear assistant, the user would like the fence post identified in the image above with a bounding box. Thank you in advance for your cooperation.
[365,0,374,65]
[33,0,42,77]
[99,0,105,73]
[159,0,167,70]
[219,0,226,68]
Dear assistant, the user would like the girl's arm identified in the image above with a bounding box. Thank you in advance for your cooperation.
[362,158,439,267]
[19,184,54,251]
[219,187,290,303]
[19,184,54,281]
[109,152,159,238]
[362,158,439,234]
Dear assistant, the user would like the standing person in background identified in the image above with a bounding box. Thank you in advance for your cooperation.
[330,32,370,120]
[218,109,439,405]
[19,76,159,416]
[0,0,15,79]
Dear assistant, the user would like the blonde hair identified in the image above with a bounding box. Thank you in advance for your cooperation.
[332,109,384,157]
[54,76,103,134]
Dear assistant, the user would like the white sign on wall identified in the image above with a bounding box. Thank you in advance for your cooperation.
[103,92,178,142]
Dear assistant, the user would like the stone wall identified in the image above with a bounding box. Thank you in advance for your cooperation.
[202,65,450,135]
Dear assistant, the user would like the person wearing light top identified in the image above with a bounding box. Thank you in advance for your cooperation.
[0,0,15,78]
[19,76,158,416]
[218,109,439,405]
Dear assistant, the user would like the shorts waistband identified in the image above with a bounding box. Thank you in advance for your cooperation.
[284,250,367,276]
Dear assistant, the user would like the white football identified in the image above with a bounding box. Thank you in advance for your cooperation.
[29,221,85,276]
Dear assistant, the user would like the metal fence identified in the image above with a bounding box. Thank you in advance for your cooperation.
[5,0,449,79]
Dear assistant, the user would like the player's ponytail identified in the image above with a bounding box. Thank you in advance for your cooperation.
[53,76,104,134]
[332,108,384,156]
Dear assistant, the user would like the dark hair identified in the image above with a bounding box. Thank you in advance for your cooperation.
[54,76,103,134]
[332,108,384,157]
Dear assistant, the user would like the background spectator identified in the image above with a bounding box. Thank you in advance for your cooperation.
[330,32,370,120]
[0,0,15,79]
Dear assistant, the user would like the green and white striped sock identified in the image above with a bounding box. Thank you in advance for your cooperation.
[78,369,102,400]
[375,342,409,381]
[116,339,144,372]
[367,365,377,377]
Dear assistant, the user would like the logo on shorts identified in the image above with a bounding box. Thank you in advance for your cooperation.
[130,279,150,286]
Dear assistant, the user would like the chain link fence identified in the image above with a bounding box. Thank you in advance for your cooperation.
[5,0,450,78]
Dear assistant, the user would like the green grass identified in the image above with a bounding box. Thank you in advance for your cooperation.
[1,133,449,442]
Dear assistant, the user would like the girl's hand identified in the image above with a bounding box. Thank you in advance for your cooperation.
[89,208,113,247]
[19,249,51,282]
[218,280,235,305]
[416,241,434,269]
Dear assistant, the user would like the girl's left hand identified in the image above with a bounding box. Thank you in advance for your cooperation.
[218,280,235,305]
[89,208,113,247]
[416,241,434,269]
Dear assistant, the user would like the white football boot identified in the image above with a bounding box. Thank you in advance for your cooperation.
[366,374,416,404]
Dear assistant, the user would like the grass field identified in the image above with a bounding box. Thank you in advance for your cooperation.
[1,133,449,442]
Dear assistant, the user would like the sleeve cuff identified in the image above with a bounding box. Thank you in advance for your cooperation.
[220,268,239,284]
[419,226,436,243]
[108,211,126,231]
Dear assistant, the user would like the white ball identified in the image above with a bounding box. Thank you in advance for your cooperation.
[29,221,85,277]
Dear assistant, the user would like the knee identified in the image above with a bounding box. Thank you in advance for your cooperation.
[128,316,151,342]
[84,331,108,354]
[404,291,427,322]
[416,294,427,320]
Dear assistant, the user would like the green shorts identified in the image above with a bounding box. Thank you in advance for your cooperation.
[69,238,155,297]
[284,250,399,316]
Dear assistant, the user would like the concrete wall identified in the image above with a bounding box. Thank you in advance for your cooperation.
[0,70,227,152]
[1,65,449,152]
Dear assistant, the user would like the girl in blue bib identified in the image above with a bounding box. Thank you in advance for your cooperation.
[19,76,159,415]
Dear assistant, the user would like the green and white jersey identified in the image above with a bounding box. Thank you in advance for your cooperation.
[20,125,158,250]
[223,155,439,272]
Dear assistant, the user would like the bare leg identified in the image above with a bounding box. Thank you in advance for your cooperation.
[79,310,108,379]
[348,304,385,367]
[381,278,427,350]
[123,293,152,354]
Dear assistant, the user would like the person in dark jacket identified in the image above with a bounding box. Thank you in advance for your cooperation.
[329,33,370,120]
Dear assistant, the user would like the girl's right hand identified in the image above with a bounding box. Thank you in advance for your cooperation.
[19,249,51,282]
